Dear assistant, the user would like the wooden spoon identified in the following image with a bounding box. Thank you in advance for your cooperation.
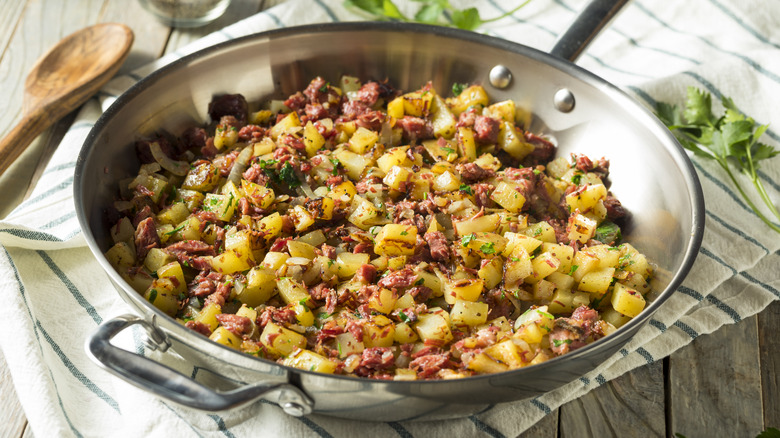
[0,23,134,175]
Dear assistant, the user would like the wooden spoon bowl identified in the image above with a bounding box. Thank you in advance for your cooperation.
[0,23,134,175]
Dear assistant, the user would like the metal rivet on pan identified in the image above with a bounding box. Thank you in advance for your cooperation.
[554,88,575,113]
[282,402,307,417]
[489,65,512,89]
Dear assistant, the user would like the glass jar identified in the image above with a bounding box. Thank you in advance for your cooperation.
[138,0,232,28]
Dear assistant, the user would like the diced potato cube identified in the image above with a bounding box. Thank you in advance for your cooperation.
[363,315,395,348]
[156,202,190,226]
[334,332,364,358]
[447,85,489,116]
[105,242,135,269]
[143,278,180,317]
[369,287,397,314]
[542,243,575,273]
[392,322,418,345]
[377,147,412,174]
[453,213,500,236]
[293,302,314,327]
[619,243,651,278]
[467,352,508,374]
[336,252,371,278]
[286,240,316,260]
[303,121,326,157]
[260,322,307,356]
[450,299,489,327]
[460,232,508,257]
[211,249,251,275]
[277,277,311,306]
[209,326,242,349]
[157,261,186,294]
[504,246,533,288]
[238,266,276,306]
[283,349,338,373]
[141,247,172,273]
[485,99,516,122]
[456,127,477,161]
[268,111,301,140]
[443,278,484,304]
[333,148,371,180]
[387,97,404,119]
[326,181,357,205]
[565,183,607,212]
[288,205,315,232]
[181,162,219,192]
[414,313,453,346]
[546,271,576,291]
[572,249,601,282]
[256,212,283,241]
[432,170,461,192]
[567,212,597,244]
[394,292,416,310]
[241,180,275,209]
[522,221,556,243]
[526,252,561,284]
[201,193,237,222]
[383,166,413,192]
[431,95,456,138]
[547,289,576,314]
[503,232,543,257]
[611,282,646,318]
[305,197,335,220]
[491,181,526,213]
[347,196,383,230]
[110,216,135,245]
[401,90,434,117]
[349,126,379,154]
[262,251,289,271]
[498,121,534,160]
[485,339,523,368]
[477,256,504,290]
[601,307,631,328]
[374,224,417,256]
[225,230,257,263]
[579,267,616,295]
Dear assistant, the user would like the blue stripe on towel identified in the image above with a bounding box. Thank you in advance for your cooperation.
[469,415,506,438]
[387,422,414,438]
[673,321,699,339]
[530,397,552,415]
[36,321,120,412]
[37,251,103,325]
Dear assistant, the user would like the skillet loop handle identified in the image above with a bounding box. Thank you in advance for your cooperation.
[86,314,314,416]
[550,0,630,62]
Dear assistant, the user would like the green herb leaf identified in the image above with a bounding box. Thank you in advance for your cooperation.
[459,184,473,195]
[655,86,779,233]
[480,242,496,254]
[594,221,622,245]
[460,232,477,247]
[451,82,468,96]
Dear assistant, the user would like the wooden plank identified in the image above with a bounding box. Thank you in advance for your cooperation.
[0,350,28,438]
[758,301,780,429]
[520,409,558,438]
[668,316,764,437]
[559,360,665,437]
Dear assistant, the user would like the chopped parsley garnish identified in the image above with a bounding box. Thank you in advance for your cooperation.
[480,242,496,254]
[552,338,573,347]
[278,162,301,188]
[398,311,410,322]
[460,233,477,247]
[451,82,468,96]
[414,278,425,286]
[594,221,622,244]
[571,173,583,185]
[569,265,579,275]
[440,146,456,155]
[400,230,408,236]
[329,157,340,175]
[459,184,473,195]
[165,223,185,236]
[148,289,158,304]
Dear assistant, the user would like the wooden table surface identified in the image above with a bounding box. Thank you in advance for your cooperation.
[0,1,777,437]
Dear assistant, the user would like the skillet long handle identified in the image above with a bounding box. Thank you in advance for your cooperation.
[550,0,631,62]
[85,314,314,415]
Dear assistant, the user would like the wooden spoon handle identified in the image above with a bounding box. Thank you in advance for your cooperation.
[0,107,54,175]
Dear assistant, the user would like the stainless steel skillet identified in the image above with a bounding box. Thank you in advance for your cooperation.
[75,0,704,421]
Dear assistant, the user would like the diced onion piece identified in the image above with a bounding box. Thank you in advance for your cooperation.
[149,141,189,176]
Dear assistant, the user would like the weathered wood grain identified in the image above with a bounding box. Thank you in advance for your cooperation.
[101,0,172,73]
[520,409,558,438]
[758,300,780,429]
[0,350,27,438]
[558,360,665,437]
[668,316,764,438]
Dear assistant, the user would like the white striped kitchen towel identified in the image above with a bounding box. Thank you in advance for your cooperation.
[0,0,778,436]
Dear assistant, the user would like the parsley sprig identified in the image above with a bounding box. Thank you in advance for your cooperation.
[343,0,533,31]
[656,87,779,234]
